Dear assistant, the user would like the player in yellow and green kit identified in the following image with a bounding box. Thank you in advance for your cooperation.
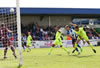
[26,32,32,52]
[74,26,96,53]
[48,26,70,55]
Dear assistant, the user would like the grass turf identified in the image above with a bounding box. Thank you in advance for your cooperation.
[0,46,100,68]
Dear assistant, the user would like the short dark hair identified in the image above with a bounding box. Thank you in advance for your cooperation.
[55,25,60,29]
[1,23,5,27]
[75,26,79,29]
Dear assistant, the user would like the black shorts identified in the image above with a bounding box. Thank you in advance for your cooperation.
[22,42,26,47]
[72,38,77,44]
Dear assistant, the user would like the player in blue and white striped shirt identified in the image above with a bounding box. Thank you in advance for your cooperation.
[65,25,82,54]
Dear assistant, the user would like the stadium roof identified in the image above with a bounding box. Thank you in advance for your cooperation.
[20,8,100,15]
[0,8,100,15]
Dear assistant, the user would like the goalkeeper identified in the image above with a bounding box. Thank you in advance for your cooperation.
[74,26,96,53]
[0,23,17,59]
[48,26,70,55]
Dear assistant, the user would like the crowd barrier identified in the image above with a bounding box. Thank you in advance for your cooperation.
[33,40,98,48]
[0,40,98,48]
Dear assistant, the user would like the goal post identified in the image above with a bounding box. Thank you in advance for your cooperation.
[0,0,23,67]
[16,0,23,66]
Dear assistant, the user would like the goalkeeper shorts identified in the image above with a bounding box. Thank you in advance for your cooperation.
[78,36,89,41]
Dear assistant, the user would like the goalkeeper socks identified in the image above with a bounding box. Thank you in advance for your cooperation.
[49,47,53,54]
[4,48,8,58]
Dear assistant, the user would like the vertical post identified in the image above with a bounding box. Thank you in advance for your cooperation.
[16,0,23,66]
[80,19,81,26]
[49,16,51,31]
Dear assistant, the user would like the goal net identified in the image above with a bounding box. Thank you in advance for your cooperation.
[0,0,22,68]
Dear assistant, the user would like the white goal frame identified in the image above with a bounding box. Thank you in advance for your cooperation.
[16,0,23,66]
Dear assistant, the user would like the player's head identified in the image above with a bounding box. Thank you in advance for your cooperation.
[28,32,31,35]
[22,33,25,36]
[1,23,5,28]
[73,24,77,27]
[69,23,73,26]
[65,25,70,31]
[75,26,79,31]
[54,25,60,31]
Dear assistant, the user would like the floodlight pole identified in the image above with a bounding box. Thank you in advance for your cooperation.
[16,0,23,66]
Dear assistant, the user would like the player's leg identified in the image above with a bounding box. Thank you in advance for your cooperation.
[77,44,83,52]
[48,39,58,55]
[86,41,96,53]
[26,46,32,52]
[60,45,70,55]
[28,42,32,51]
[22,42,26,52]
[72,45,80,53]
[7,39,17,58]
[4,46,8,59]
[72,38,75,53]
[29,47,31,51]
[77,37,83,52]
[9,40,17,59]
[83,36,96,53]
[59,40,70,55]
[26,46,30,52]
[3,40,8,59]
[77,40,83,52]
[74,39,81,54]
[48,44,55,55]
[75,37,83,52]
[10,45,17,58]
[26,41,31,52]
[72,38,79,53]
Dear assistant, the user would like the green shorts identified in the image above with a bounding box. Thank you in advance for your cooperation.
[53,39,62,46]
[26,41,32,47]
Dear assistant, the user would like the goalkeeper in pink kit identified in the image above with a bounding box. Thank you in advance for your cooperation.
[0,23,17,59]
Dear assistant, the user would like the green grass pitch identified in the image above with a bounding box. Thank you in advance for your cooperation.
[0,46,100,68]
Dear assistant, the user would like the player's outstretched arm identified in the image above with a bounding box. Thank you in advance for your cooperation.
[7,28,13,33]
[92,29,100,37]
